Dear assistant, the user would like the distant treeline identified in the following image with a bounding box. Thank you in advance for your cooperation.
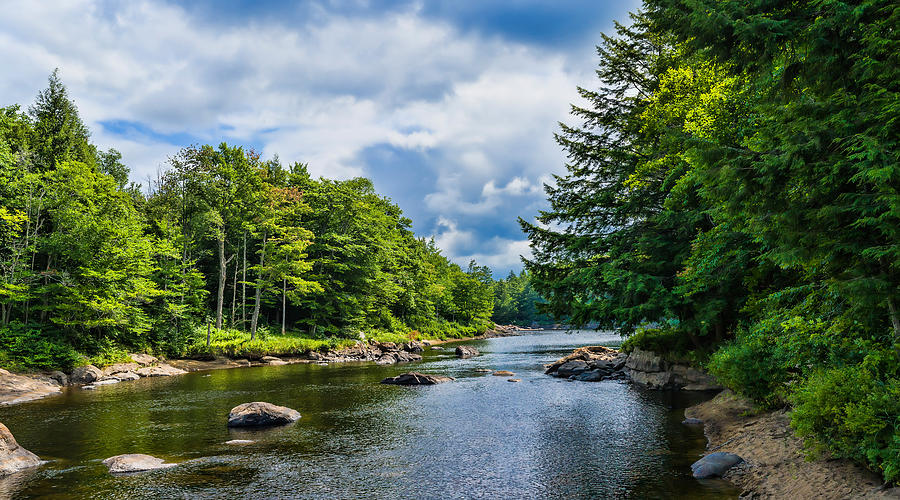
[0,71,519,369]
[523,1,899,482]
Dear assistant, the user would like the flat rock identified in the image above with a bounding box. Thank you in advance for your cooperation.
[455,346,479,358]
[0,423,42,476]
[381,372,454,385]
[227,402,301,427]
[129,354,158,366]
[70,365,103,385]
[111,372,140,381]
[101,363,140,376]
[0,372,62,406]
[224,440,255,445]
[260,356,282,363]
[135,364,187,378]
[92,379,120,386]
[102,454,176,474]
[507,378,521,382]
[492,370,515,376]
[474,369,493,373]
[691,452,744,479]
[430,346,444,350]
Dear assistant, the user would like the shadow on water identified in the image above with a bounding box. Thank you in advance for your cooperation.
[0,331,739,499]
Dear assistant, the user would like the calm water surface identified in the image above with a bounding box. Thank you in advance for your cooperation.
[0,330,739,499]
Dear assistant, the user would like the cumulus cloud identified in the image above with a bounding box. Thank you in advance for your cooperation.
[0,0,633,273]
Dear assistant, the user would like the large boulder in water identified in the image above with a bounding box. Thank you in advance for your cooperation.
[227,402,301,427]
[455,346,479,358]
[102,454,176,474]
[70,365,102,385]
[0,423,41,476]
[381,372,454,385]
[691,452,743,478]
[555,360,589,378]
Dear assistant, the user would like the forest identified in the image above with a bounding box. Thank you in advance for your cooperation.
[523,0,898,482]
[0,71,549,372]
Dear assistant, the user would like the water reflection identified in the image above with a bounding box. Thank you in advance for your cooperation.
[0,331,738,499]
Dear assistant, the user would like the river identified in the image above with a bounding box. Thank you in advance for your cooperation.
[0,330,739,499]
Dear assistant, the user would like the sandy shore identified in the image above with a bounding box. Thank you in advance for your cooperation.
[686,390,899,499]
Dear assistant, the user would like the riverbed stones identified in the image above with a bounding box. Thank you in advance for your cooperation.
[261,356,288,366]
[111,371,140,381]
[402,342,425,353]
[380,372,454,385]
[0,423,42,476]
[376,351,423,365]
[691,452,744,479]
[135,364,187,378]
[102,454,176,474]
[455,346,479,358]
[70,365,103,385]
[227,402,301,427]
[492,370,515,376]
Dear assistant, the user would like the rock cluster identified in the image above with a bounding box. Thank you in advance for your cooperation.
[0,423,41,476]
[76,355,186,390]
[455,345,479,358]
[310,342,424,365]
[227,402,301,427]
[625,349,721,390]
[544,346,628,382]
[381,372,454,385]
[482,324,524,338]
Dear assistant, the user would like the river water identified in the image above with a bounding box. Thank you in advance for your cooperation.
[0,330,738,499]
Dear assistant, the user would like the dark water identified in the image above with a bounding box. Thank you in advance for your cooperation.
[0,331,738,499]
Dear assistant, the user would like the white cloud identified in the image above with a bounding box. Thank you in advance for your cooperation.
[0,0,612,271]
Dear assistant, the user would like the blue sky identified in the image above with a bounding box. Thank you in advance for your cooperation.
[0,0,639,275]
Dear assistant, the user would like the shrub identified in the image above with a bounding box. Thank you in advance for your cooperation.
[0,323,82,371]
[791,351,900,482]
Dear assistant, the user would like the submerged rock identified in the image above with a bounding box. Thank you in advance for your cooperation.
[102,454,176,474]
[455,346,479,358]
[691,452,743,479]
[0,423,42,476]
[227,402,301,427]
[507,378,522,383]
[224,440,255,446]
[70,365,102,385]
[492,370,515,376]
[682,418,704,425]
[380,372,454,385]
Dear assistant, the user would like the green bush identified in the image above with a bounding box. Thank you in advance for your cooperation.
[707,330,789,408]
[0,323,82,371]
[790,350,900,482]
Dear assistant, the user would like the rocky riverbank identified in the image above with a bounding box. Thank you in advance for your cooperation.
[686,390,899,499]
[544,345,721,391]
[0,325,533,406]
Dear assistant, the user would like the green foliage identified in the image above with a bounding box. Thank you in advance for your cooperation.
[522,0,899,482]
[492,270,551,326]
[0,323,81,371]
[791,352,900,482]
[0,71,505,375]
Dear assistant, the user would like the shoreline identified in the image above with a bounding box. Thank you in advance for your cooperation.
[0,325,535,407]
[685,390,898,499]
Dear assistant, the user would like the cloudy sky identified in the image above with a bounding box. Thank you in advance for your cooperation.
[0,0,639,275]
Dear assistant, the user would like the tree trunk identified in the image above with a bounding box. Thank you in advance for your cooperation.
[230,252,238,327]
[216,233,225,331]
[250,231,267,340]
[888,295,900,342]
[242,231,247,328]
[206,322,211,347]
[281,278,287,335]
